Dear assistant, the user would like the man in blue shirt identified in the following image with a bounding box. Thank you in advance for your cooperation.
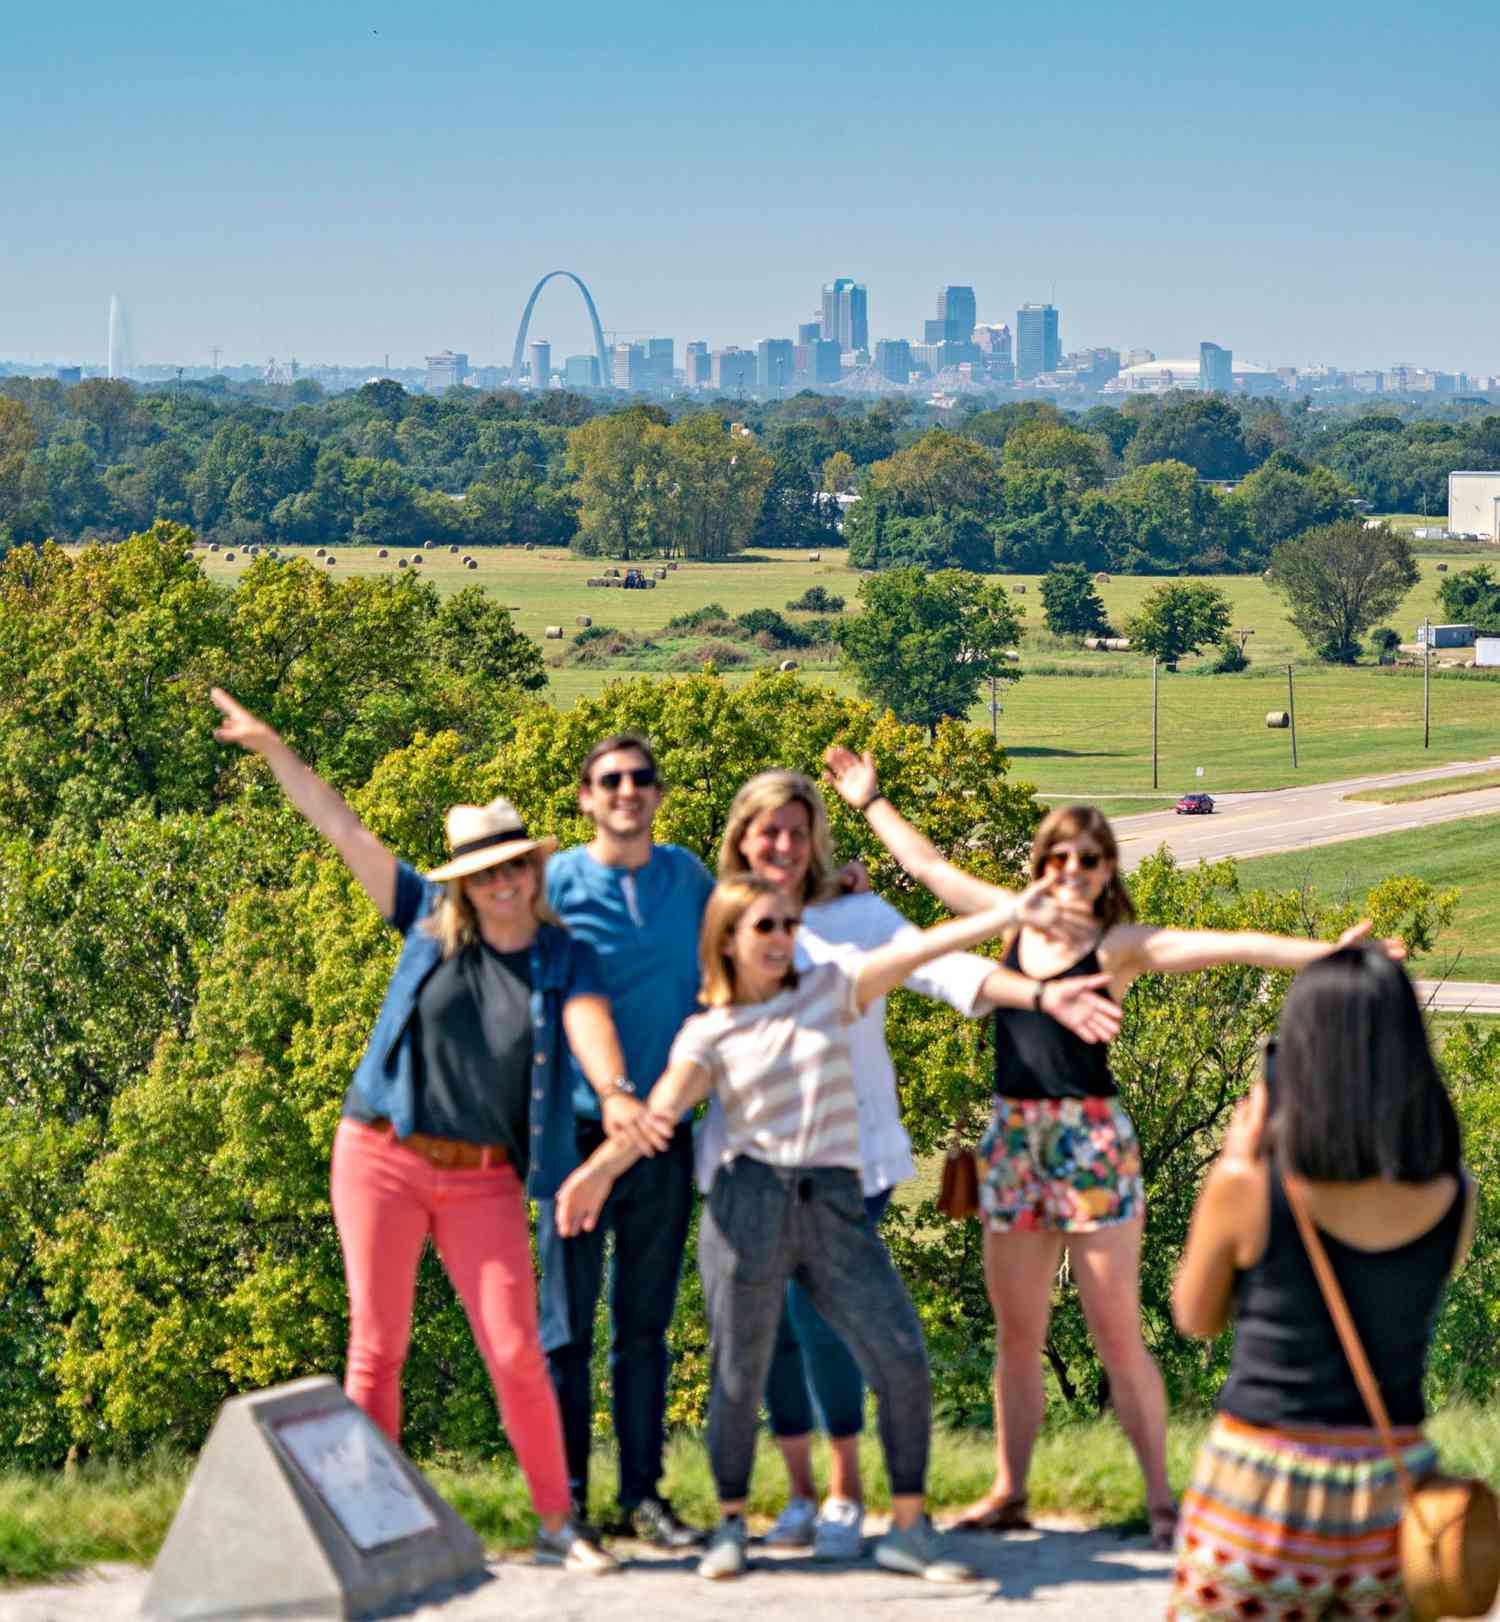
[538,732,714,1548]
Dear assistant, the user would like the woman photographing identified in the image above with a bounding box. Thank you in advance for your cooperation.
[1171,946,1473,1619]
[823,746,1404,1550]
[210,688,619,1573]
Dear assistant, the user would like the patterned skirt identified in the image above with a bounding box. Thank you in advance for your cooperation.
[1170,1413,1436,1620]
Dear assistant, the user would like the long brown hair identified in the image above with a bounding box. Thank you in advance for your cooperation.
[716,770,841,905]
[1030,805,1135,930]
[421,850,554,959]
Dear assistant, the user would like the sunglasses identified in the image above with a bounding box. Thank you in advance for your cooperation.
[467,856,531,885]
[1043,849,1104,873]
[748,914,800,936]
[593,766,658,792]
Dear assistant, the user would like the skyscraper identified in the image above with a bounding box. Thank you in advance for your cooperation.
[936,286,977,343]
[1015,304,1060,380]
[820,278,868,352]
[426,350,470,392]
[612,342,645,389]
[797,320,822,346]
[527,342,550,390]
[710,347,755,393]
[794,340,843,387]
[645,338,674,386]
[684,342,710,387]
[875,340,912,385]
[756,338,795,396]
[563,354,600,388]
[1200,341,1233,393]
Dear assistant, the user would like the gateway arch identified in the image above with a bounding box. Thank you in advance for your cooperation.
[511,270,611,387]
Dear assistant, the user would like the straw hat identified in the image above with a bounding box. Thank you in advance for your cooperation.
[427,798,558,882]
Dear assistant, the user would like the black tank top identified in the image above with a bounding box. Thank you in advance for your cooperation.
[991,934,1116,1101]
[1217,1166,1465,1429]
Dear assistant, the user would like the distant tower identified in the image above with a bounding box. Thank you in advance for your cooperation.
[107,294,132,380]
[936,286,977,344]
[1015,303,1060,380]
[1200,341,1233,393]
[820,278,869,352]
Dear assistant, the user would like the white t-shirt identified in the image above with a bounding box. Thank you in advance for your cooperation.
[694,891,994,1195]
[669,960,864,1172]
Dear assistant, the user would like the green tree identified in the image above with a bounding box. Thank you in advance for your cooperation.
[1001,424,1107,491]
[1267,520,1419,663]
[659,414,774,561]
[847,510,997,572]
[1124,580,1232,668]
[1109,460,1233,573]
[1224,452,1354,554]
[1040,562,1111,638]
[1125,396,1251,479]
[565,405,670,559]
[858,429,1003,519]
[0,398,50,543]
[821,450,856,493]
[839,567,1022,734]
[1437,564,1500,633]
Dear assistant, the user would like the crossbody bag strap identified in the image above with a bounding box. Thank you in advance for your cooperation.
[1279,1173,1427,1519]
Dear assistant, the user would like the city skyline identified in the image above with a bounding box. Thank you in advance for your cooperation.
[6,0,1499,372]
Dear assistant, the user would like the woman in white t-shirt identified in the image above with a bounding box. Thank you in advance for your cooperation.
[707,771,1121,1558]
[554,874,1027,1583]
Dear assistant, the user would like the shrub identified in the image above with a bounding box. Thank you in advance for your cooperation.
[572,623,619,646]
[735,608,808,649]
[1371,626,1402,663]
[663,602,730,633]
[1210,638,1249,673]
[786,586,845,613]
[666,640,749,669]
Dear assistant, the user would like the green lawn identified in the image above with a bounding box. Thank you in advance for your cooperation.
[196,545,1500,797]
[1347,768,1500,805]
[1231,815,1499,982]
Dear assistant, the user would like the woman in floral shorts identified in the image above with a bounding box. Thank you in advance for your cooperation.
[824,750,1402,1553]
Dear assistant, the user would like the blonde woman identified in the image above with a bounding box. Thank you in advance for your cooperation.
[823,746,1404,1550]
[209,688,620,1573]
[555,874,1026,1583]
[709,770,1119,1558]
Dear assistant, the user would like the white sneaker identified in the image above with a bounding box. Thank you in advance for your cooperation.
[764,1496,818,1547]
[813,1496,864,1560]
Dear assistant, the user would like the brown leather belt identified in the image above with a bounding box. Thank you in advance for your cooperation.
[364,1118,510,1171]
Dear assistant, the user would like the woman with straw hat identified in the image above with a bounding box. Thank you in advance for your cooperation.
[210,688,619,1574]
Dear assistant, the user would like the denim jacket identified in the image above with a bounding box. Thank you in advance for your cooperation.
[347,862,600,1199]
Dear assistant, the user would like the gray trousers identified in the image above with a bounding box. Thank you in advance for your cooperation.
[698,1155,932,1501]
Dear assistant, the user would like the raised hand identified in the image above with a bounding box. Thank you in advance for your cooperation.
[1039,972,1122,1045]
[1334,919,1408,963]
[1219,1085,1269,1167]
[210,687,280,756]
[823,745,879,810]
[1014,872,1100,948]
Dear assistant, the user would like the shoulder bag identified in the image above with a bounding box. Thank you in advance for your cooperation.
[1281,1174,1500,1621]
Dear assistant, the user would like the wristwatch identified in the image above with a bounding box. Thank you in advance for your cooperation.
[605,1076,636,1098]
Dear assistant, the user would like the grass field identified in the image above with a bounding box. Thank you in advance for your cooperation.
[1232,814,1498,982]
[194,544,1500,797]
[1347,768,1500,804]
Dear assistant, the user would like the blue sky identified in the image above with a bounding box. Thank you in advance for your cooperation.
[6,0,1498,373]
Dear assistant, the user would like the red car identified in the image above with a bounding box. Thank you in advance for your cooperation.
[1175,792,1214,815]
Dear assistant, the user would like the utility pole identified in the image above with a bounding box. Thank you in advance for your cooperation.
[1286,664,1298,769]
[1151,657,1159,789]
[989,673,998,742]
[1424,618,1431,748]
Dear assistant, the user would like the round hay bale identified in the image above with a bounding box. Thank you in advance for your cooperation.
[466,559,478,569]
[524,543,536,551]
[1265,710,1290,729]
[225,552,236,561]
[412,554,423,564]
[398,558,408,568]
[316,547,326,557]
[378,548,389,558]
[544,625,563,639]
[1014,584,1026,594]
[809,552,821,562]
[667,561,679,570]
[209,542,220,552]
[325,556,336,567]
[1103,637,1132,651]
[423,540,434,549]
[1094,571,1110,583]
[779,659,799,672]
[1437,563,1449,572]
[653,567,667,578]
[576,615,592,628]
[644,578,656,588]
[450,544,460,553]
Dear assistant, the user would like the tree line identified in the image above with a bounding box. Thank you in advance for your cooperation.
[3,376,1499,572]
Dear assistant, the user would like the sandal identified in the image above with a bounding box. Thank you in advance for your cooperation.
[1148,1501,1179,1552]
[947,1495,1032,1533]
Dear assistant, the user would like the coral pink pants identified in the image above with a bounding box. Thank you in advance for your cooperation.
[329,1118,570,1516]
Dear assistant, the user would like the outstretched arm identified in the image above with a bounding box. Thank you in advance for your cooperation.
[854,903,1020,1012]
[976,967,1123,1045]
[1106,918,1406,985]
[211,687,396,916]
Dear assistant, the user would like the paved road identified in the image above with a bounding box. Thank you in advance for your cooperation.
[1110,755,1500,869]
[1418,980,1500,1014]
[1,1526,1174,1622]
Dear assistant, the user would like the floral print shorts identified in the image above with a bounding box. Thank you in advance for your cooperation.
[977,1095,1144,1233]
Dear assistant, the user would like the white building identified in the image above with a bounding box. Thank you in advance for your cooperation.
[1448,472,1500,541]
[1102,357,1283,395]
